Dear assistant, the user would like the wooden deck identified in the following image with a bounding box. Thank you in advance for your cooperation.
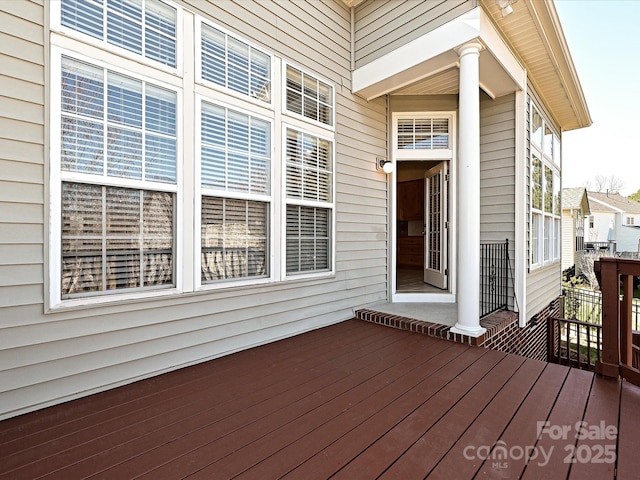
[1,319,639,479]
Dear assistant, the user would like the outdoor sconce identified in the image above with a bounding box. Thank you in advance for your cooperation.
[496,0,517,17]
[376,157,393,174]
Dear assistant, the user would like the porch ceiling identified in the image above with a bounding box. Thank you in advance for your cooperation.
[351,1,591,132]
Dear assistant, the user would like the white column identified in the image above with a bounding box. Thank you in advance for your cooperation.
[450,42,486,337]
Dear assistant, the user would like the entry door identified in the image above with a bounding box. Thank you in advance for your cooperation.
[424,162,448,289]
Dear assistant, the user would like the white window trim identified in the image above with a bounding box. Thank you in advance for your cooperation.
[392,112,454,161]
[49,45,184,309]
[529,100,561,270]
[390,112,457,303]
[50,0,184,77]
[282,62,336,132]
[48,3,342,310]
[281,124,336,280]
[194,94,276,291]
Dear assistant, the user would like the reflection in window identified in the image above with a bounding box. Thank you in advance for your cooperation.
[201,23,271,102]
[285,66,333,126]
[61,0,177,67]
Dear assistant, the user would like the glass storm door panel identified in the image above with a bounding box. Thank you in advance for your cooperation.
[424,162,448,289]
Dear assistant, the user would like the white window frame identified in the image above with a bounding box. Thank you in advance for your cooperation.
[195,95,276,290]
[196,18,274,108]
[49,45,184,309]
[282,123,336,279]
[48,4,339,309]
[50,0,183,76]
[529,102,561,269]
[282,62,335,131]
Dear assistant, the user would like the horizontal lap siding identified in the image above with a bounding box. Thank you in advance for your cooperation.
[0,0,45,314]
[0,0,389,420]
[480,93,516,309]
[354,0,473,69]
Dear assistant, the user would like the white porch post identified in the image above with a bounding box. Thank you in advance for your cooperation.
[450,42,486,337]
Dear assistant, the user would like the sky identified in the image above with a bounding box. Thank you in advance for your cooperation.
[554,0,640,196]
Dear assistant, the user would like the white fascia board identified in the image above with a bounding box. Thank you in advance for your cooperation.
[353,7,525,100]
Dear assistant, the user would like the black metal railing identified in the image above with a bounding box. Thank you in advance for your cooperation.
[548,317,602,370]
[563,286,640,331]
[480,239,510,318]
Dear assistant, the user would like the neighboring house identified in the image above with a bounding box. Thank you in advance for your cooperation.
[0,0,590,420]
[561,187,590,271]
[585,191,640,255]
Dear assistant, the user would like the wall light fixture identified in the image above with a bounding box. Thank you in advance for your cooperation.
[376,157,393,174]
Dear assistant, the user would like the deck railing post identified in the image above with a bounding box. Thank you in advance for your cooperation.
[621,274,634,366]
[594,259,620,378]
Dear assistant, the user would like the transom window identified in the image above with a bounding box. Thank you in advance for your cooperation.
[285,65,333,127]
[201,23,271,103]
[397,118,449,150]
[61,0,177,68]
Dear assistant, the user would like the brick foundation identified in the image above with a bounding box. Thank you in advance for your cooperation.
[355,297,562,362]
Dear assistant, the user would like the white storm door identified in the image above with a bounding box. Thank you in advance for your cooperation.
[424,162,448,289]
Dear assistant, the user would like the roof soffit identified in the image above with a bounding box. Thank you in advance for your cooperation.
[352,8,525,102]
[351,0,591,132]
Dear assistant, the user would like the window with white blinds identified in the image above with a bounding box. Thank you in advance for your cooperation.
[201,23,271,103]
[397,118,449,150]
[201,197,268,281]
[200,100,271,283]
[200,101,270,194]
[285,65,333,127]
[61,0,177,68]
[285,128,333,274]
[529,101,561,267]
[61,183,174,297]
[59,56,177,298]
[51,3,337,304]
[61,57,177,183]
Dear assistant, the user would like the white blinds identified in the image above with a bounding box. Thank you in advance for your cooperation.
[61,57,177,184]
[201,101,270,194]
[201,197,268,281]
[285,65,333,126]
[286,206,330,273]
[61,183,174,296]
[201,23,271,102]
[285,128,332,202]
[61,0,177,68]
[397,118,449,150]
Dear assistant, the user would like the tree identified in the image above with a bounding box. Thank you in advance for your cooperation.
[629,188,640,202]
[584,174,625,194]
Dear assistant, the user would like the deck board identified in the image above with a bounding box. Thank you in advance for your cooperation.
[617,380,640,479]
[425,355,547,479]
[520,368,594,480]
[0,319,638,480]
[568,376,620,480]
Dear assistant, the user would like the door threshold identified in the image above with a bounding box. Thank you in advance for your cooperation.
[392,292,455,303]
